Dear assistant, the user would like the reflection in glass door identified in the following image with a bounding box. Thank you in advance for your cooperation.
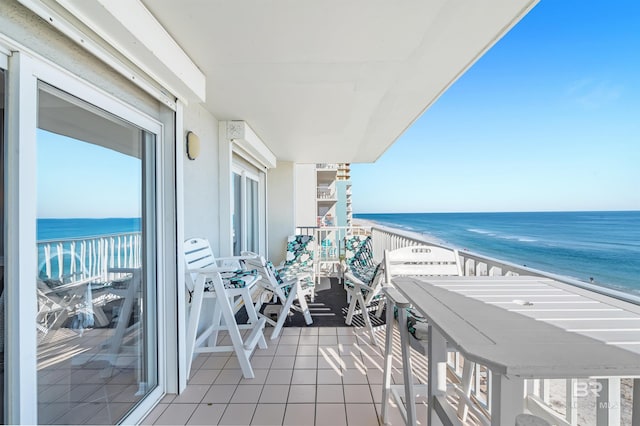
[36,83,157,424]
[0,68,6,425]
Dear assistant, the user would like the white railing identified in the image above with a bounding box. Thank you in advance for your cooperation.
[370,223,639,426]
[38,232,142,283]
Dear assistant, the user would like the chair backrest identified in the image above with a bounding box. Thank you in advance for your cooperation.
[284,235,315,268]
[344,235,373,267]
[384,245,462,283]
[240,252,284,290]
[184,238,217,271]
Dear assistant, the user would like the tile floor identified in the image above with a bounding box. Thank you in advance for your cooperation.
[141,326,431,425]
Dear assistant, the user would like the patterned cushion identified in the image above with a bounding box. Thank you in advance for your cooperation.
[204,269,259,290]
[284,235,315,268]
[394,306,428,341]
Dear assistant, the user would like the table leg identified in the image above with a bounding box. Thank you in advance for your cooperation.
[490,372,524,426]
[381,297,395,425]
[428,325,447,426]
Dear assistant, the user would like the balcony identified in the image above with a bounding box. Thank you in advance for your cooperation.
[40,226,640,426]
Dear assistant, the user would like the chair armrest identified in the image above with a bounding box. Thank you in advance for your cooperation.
[187,266,237,275]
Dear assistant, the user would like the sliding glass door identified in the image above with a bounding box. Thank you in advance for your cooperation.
[232,162,264,256]
[35,83,158,424]
[1,65,6,425]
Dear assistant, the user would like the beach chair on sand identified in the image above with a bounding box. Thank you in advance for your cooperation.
[241,252,314,339]
[380,245,477,426]
[184,238,267,379]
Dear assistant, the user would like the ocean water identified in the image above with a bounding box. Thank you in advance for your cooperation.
[37,218,141,241]
[355,211,640,295]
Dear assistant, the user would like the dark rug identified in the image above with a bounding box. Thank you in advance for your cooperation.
[237,277,386,328]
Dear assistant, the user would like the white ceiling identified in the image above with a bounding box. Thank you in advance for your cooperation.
[70,0,540,163]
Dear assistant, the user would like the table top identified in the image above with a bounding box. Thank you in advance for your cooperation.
[392,275,640,379]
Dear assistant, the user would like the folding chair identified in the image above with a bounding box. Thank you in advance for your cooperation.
[242,253,314,339]
[184,238,267,379]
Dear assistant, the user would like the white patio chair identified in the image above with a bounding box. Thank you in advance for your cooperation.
[381,245,478,426]
[278,235,316,298]
[241,252,314,339]
[343,264,385,346]
[184,238,267,379]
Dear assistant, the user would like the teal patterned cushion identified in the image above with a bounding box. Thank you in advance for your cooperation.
[394,306,428,341]
[284,235,315,271]
[205,269,259,290]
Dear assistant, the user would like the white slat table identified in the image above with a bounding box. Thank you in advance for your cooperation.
[391,275,640,426]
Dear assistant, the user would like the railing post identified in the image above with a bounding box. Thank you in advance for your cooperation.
[632,379,640,426]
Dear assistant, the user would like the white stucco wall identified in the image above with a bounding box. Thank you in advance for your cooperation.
[294,163,317,228]
[181,104,221,254]
[267,161,296,265]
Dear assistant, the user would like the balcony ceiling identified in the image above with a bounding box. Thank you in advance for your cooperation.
[66,0,538,163]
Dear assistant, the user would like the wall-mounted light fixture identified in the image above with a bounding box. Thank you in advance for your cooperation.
[186,131,200,160]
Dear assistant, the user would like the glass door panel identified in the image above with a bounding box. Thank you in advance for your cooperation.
[36,83,157,424]
[0,67,5,425]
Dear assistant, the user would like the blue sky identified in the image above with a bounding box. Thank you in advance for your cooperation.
[37,130,141,218]
[352,0,640,213]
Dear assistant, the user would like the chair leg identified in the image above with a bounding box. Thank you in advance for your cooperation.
[357,291,377,346]
[271,285,298,340]
[457,359,475,422]
[375,297,385,317]
[213,280,255,379]
[381,297,395,425]
[398,307,417,426]
[242,287,267,349]
[207,300,222,348]
[345,290,358,326]
[298,288,313,325]
[185,275,206,379]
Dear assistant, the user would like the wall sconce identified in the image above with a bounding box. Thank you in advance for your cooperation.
[186,131,200,160]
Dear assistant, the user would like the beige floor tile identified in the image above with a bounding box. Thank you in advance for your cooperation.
[251,403,286,425]
[298,335,319,345]
[337,327,358,335]
[190,355,209,371]
[251,356,274,369]
[318,335,339,345]
[153,403,198,425]
[343,384,374,404]
[365,369,384,385]
[297,345,320,356]
[291,369,317,385]
[338,335,359,344]
[275,345,298,356]
[342,368,369,384]
[271,355,296,369]
[202,384,237,404]
[299,328,320,336]
[369,385,383,404]
[214,369,243,385]
[160,394,176,404]
[140,403,168,425]
[282,403,315,425]
[318,327,338,336]
[201,356,229,370]
[281,327,302,336]
[172,384,211,404]
[219,403,257,425]
[185,403,226,425]
[188,368,220,385]
[266,369,293,385]
[345,403,379,426]
[287,384,317,403]
[240,368,270,385]
[224,356,244,369]
[279,335,300,345]
[317,368,343,384]
[258,384,290,403]
[294,356,318,369]
[317,355,342,370]
[316,384,345,403]
[315,403,347,426]
[230,384,264,403]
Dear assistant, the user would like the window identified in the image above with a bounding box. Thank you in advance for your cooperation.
[232,160,264,255]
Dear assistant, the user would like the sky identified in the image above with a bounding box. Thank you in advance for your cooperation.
[351,0,640,214]
[37,129,142,218]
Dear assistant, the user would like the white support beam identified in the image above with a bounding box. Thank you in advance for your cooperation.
[597,378,621,426]
[490,372,524,426]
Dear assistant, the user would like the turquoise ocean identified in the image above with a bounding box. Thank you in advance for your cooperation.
[355,211,640,295]
[37,218,141,241]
